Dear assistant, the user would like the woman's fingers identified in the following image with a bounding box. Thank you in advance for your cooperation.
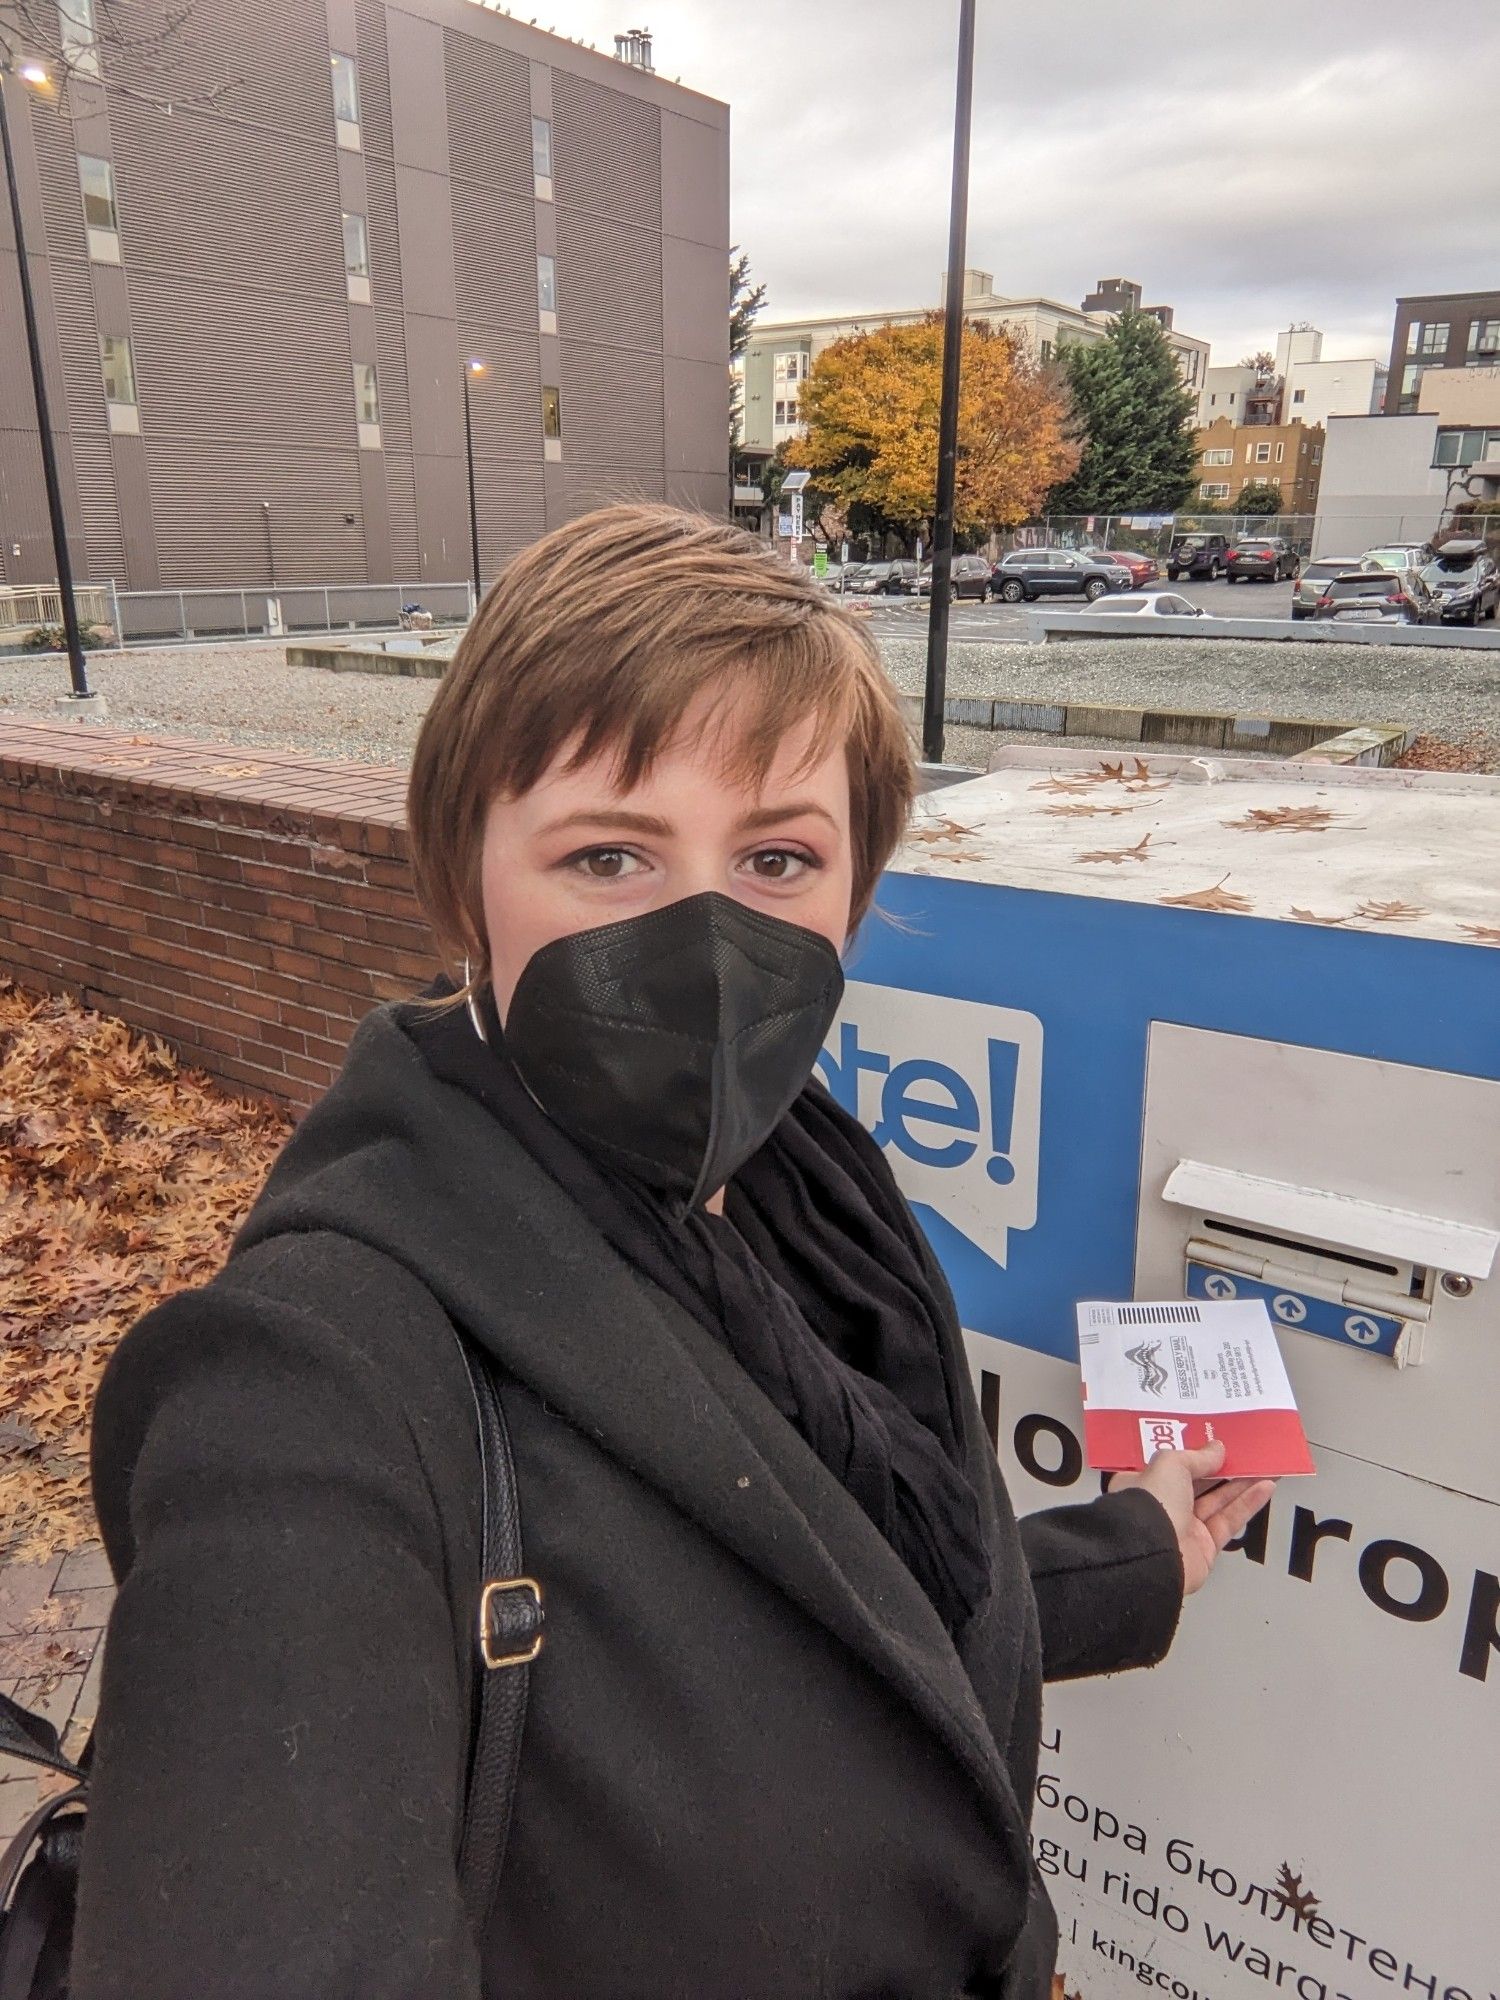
[1201,1479,1276,1550]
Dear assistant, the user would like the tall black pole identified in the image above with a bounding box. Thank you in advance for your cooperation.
[461,363,481,609]
[921,0,976,766]
[0,67,91,700]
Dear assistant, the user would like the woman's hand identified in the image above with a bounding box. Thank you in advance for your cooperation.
[1110,1440,1276,1597]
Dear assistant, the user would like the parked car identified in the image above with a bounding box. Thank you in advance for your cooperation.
[874,560,924,597]
[1311,570,1433,626]
[991,548,1133,602]
[1084,592,1205,618]
[1089,548,1159,587]
[1360,544,1432,573]
[915,553,997,601]
[1225,537,1299,583]
[845,562,896,595]
[1291,557,1365,621]
[1418,539,1500,625]
[1166,533,1231,581]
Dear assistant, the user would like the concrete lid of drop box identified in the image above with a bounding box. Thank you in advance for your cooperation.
[896,750,1500,949]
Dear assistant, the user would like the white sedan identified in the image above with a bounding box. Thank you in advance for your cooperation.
[1078,591,1206,617]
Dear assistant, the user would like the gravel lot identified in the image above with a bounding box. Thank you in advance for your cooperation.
[3,625,1499,772]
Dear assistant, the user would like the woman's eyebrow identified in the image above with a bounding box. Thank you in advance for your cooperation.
[736,801,840,834]
[535,808,676,838]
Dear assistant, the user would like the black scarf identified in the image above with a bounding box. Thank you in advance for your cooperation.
[407,975,991,1642]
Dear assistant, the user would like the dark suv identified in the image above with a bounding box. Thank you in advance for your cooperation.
[1419,539,1500,625]
[992,548,1131,602]
[1226,537,1299,583]
[1166,533,1230,581]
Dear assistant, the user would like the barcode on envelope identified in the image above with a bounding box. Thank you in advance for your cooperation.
[1116,1303,1202,1326]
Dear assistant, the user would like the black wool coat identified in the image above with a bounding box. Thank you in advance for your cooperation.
[71,998,1184,2000]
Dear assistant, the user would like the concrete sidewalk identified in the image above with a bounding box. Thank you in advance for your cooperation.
[0,1544,114,1840]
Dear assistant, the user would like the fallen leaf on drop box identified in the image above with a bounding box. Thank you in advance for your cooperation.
[1459,923,1500,944]
[1289,907,1350,926]
[1159,877,1253,913]
[1076,833,1152,866]
[1355,899,1429,923]
[1273,1863,1320,1922]
[1225,804,1345,833]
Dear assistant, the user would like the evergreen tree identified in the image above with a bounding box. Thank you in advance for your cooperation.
[1047,310,1199,514]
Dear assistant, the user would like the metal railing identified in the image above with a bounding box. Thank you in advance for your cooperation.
[0,580,476,648]
[0,583,115,632]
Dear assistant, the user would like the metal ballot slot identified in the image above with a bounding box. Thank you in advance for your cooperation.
[1135,1023,1500,1498]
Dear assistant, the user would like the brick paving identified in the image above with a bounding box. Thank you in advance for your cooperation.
[0,1547,114,1839]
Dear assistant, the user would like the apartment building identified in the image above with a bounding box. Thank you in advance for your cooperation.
[1385,288,1500,415]
[0,0,729,590]
[1194,416,1326,514]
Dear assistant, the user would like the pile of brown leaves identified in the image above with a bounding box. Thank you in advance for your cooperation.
[0,980,291,1565]
[1395,731,1500,774]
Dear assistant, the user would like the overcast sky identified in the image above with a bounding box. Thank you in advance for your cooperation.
[541,0,1500,368]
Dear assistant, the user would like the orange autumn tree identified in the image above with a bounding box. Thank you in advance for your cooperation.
[786,316,1077,543]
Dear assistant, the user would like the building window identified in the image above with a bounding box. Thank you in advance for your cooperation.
[1275,442,1285,462]
[1416,321,1449,359]
[774,400,786,425]
[353,360,381,447]
[100,333,138,432]
[58,0,100,77]
[1433,427,1496,468]
[1313,446,1322,464]
[537,253,556,316]
[1254,442,1272,463]
[532,116,552,196]
[1467,318,1500,362]
[541,384,562,458]
[1199,482,1230,500]
[1398,363,1425,413]
[1292,387,1305,404]
[342,212,370,303]
[77,154,120,261]
[1040,339,1053,363]
[331,53,361,149]
[1202,448,1233,466]
[1227,393,1236,407]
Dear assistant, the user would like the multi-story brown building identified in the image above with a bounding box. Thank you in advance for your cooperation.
[1385,289,1500,414]
[1194,416,1325,515]
[0,0,729,591]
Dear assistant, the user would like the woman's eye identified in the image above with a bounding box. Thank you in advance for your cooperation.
[573,848,642,880]
[745,848,815,882]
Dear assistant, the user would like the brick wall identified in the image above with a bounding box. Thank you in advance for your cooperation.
[0,720,441,1113]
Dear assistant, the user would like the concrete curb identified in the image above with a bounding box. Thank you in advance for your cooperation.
[286,641,448,678]
[897,692,1411,764]
[1024,611,1500,649]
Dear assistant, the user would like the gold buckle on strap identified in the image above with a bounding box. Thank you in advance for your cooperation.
[479,1577,545,1670]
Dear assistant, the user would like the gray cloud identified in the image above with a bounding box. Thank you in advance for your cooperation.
[552,0,1500,364]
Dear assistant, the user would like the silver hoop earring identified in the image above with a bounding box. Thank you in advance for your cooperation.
[461,954,490,1047]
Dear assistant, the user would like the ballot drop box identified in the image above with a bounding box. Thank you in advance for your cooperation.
[821,751,1500,1995]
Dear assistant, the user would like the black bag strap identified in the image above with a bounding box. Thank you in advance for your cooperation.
[452,1334,544,1940]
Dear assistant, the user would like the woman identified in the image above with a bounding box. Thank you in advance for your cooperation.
[73,505,1271,1999]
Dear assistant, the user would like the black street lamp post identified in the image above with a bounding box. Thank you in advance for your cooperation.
[0,60,95,705]
[462,357,485,611]
[921,0,977,766]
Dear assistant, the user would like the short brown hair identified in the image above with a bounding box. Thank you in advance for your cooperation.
[406,504,915,1011]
